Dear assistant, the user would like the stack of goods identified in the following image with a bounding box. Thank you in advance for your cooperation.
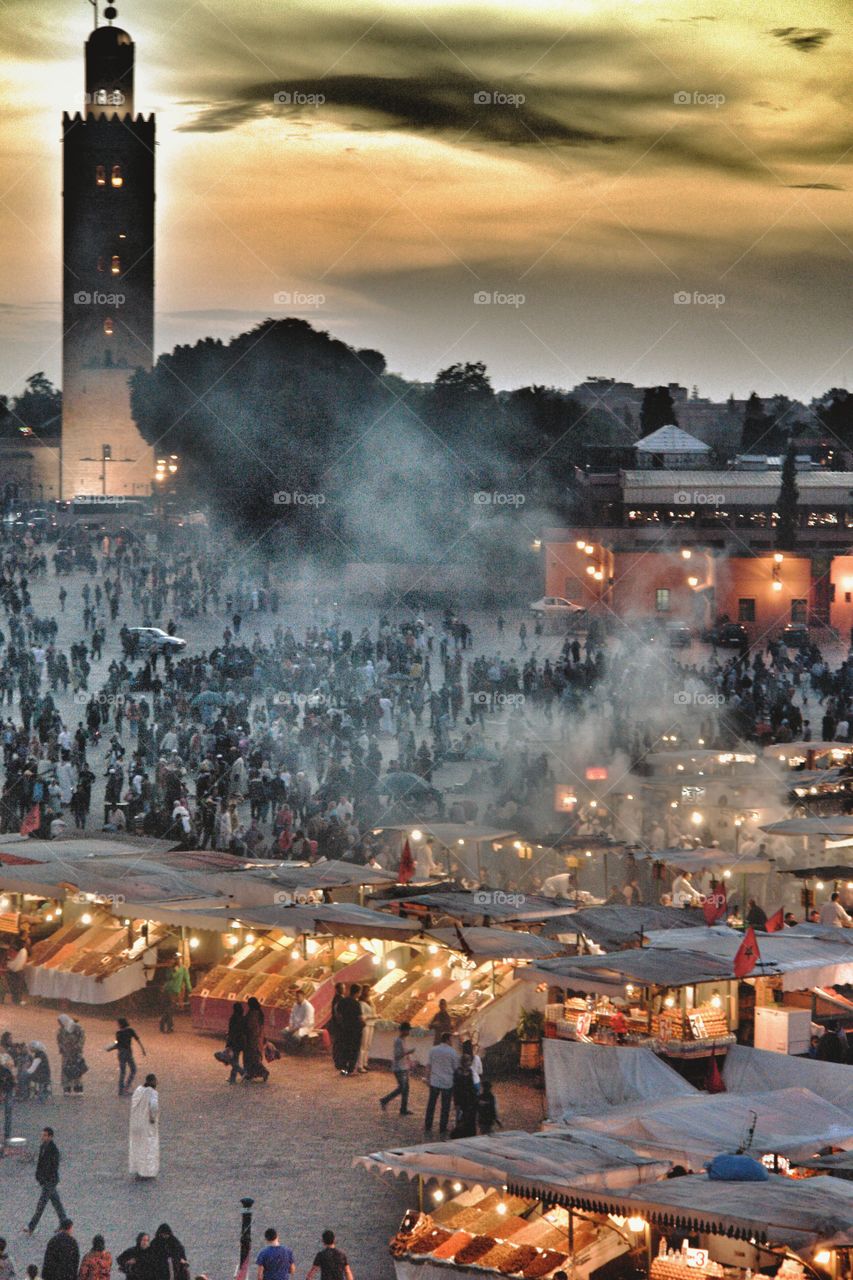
[652,1004,729,1042]
[29,916,165,981]
[652,1253,725,1280]
[390,1190,573,1276]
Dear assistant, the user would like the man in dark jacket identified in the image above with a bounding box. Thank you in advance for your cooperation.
[42,1219,78,1280]
[24,1127,66,1233]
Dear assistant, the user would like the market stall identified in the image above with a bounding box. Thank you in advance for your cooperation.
[25,907,166,1003]
[357,1129,671,1280]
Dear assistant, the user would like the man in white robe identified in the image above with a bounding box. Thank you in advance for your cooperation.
[129,1073,160,1178]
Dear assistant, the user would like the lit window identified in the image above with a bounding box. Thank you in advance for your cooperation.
[111,165,123,188]
[655,588,670,614]
[95,165,106,186]
[103,317,114,336]
[738,598,755,623]
[110,255,121,275]
[791,599,807,624]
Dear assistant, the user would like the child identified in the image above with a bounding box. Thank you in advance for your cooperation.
[477,1080,501,1135]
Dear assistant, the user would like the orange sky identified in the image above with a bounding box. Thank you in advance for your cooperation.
[0,0,850,400]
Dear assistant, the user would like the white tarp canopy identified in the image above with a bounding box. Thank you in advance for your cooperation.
[355,1128,671,1200]
[723,1043,853,1112]
[642,924,853,991]
[544,1040,696,1120]
[425,927,565,961]
[570,1087,853,1165]
[761,817,853,838]
[561,1172,853,1250]
[634,849,773,875]
[153,901,422,941]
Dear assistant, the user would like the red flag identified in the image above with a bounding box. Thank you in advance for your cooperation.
[398,838,415,885]
[734,926,761,979]
[20,803,40,836]
[765,907,785,933]
[705,1052,726,1094]
[702,885,727,925]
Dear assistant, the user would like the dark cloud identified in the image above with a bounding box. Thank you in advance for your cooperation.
[787,182,844,190]
[768,26,832,52]
[658,15,718,22]
[753,100,788,112]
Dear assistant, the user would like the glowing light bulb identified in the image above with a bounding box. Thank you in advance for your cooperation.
[189,936,199,949]
[461,980,471,990]
[291,948,300,960]
[664,996,675,1008]
[576,540,585,550]
[432,967,442,978]
[245,933,255,944]
[710,992,722,1009]
[452,1182,462,1193]
[371,954,381,965]
[497,1204,507,1216]
[386,959,395,970]
[432,1189,444,1202]
[410,829,423,841]
[428,944,438,954]
[681,549,691,560]
[0,897,8,909]
[81,913,92,925]
[815,1252,832,1268]
[627,1218,646,1234]
[226,934,238,947]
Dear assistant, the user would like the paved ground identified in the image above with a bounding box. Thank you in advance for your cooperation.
[0,1004,546,1280]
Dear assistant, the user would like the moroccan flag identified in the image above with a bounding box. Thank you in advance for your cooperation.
[398,838,415,885]
[765,907,785,933]
[734,926,761,979]
[703,885,727,925]
[20,803,40,836]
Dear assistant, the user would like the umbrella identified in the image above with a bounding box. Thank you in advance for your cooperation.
[191,690,225,707]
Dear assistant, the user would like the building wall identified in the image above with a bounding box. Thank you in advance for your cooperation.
[544,540,613,606]
[0,442,61,502]
[830,555,853,645]
[610,550,711,625]
[713,555,813,639]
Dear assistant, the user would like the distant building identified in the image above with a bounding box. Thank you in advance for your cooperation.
[635,425,712,471]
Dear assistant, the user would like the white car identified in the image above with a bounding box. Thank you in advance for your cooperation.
[128,626,187,654]
[529,597,587,618]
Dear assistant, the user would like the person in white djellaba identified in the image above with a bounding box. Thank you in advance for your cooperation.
[129,1073,160,1179]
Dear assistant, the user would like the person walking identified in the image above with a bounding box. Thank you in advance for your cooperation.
[329,984,345,1072]
[306,1230,354,1280]
[158,957,192,1034]
[128,1074,159,1179]
[424,1033,457,1138]
[243,997,269,1082]
[255,1228,294,1280]
[0,1048,15,1149]
[24,1128,66,1235]
[225,1002,247,1082]
[55,1017,85,1097]
[379,1022,414,1115]
[149,1226,188,1280]
[78,1236,112,1280]
[106,1019,145,1097]
[41,1221,77,1280]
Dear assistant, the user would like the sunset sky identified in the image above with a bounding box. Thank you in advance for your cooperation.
[0,0,850,401]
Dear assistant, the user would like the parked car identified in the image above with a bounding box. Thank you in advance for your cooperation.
[702,622,749,648]
[127,626,187,654]
[665,621,693,648]
[529,596,587,619]
[781,622,810,649]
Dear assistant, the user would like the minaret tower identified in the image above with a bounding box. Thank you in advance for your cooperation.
[61,0,155,498]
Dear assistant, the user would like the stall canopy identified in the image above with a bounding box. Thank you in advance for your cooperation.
[0,853,224,906]
[154,901,424,941]
[781,864,853,880]
[543,905,704,949]
[642,924,853,992]
[560,1172,853,1249]
[544,1040,696,1120]
[185,859,396,906]
[355,1129,671,1198]
[761,817,853,838]
[634,849,773,875]
[571,1087,853,1165]
[519,947,733,994]
[399,890,573,924]
[723,1044,853,1112]
[424,927,565,961]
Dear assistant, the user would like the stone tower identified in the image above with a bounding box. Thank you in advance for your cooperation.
[61,2,155,498]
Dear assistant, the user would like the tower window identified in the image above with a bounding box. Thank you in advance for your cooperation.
[95,165,106,186]
[103,317,114,336]
[96,256,106,273]
[110,255,121,275]
[111,165,123,188]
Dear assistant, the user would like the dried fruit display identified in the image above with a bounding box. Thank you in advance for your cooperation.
[454,1234,498,1265]
[521,1249,569,1277]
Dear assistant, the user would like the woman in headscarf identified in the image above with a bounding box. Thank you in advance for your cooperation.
[117,1234,158,1280]
[149,1226,188,1280]
[56,1014,86,1096]
[79,1234,112,1280]
[128,1073,160,1178]
[117,1235,156,1280]
[243,997,269,1082]
[450,1053,478,1139]
[25,1040,51,1099]
[225,1001,246,1083]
